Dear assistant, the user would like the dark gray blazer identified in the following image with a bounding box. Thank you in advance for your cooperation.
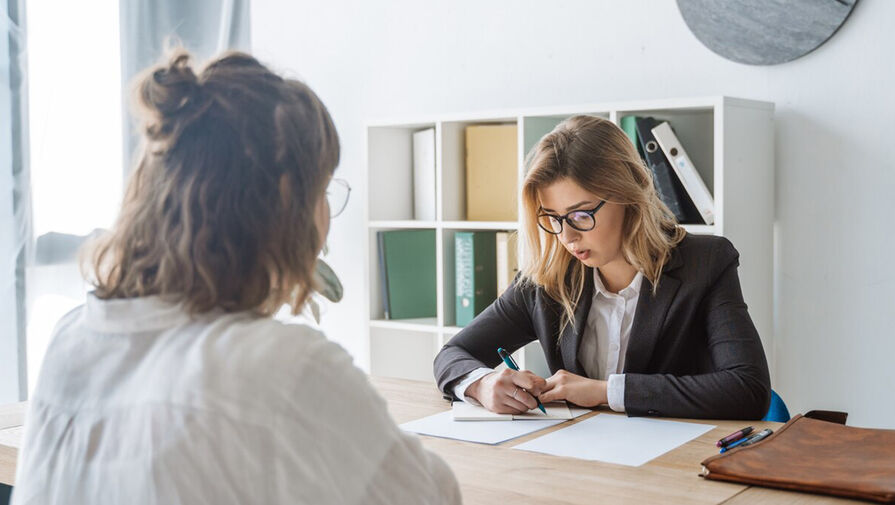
[433,233,771,420]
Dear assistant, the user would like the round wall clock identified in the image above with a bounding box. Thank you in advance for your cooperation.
[677,0,859,65]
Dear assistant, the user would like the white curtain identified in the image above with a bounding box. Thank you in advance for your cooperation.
[12,0,250,402]
[1,0,30,404]
[119,0,251,173]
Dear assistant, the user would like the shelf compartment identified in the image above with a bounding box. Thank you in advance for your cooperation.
[614,107,715,198]
[369,327,439,382]
[440,118,519,222]
[368,227,437,321]
[520,112,611,165]
[367,124,436,221]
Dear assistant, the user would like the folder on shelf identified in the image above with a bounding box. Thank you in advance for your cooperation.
[412,128,437,221]
[495,231,518,296]
[620,115,645,159]
[701,415,895,503]
[651,121,714,225]
[465,124,518,221]
[378,230,437,320]
[455,231,497,327]
[634,117,703,225]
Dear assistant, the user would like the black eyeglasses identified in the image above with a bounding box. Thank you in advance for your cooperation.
[537,201,606,234]
[326,178,351,218]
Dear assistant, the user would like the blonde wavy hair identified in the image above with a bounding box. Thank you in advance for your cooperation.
[520,115,685,335]
[84,50,339,315]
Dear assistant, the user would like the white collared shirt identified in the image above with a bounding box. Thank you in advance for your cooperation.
[454,270,644,413]
[579,269,644,412]
[13,294,459,505]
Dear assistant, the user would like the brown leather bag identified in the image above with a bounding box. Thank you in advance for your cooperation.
[700,414,895,503]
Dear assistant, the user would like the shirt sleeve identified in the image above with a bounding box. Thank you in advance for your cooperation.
[364,430,461,505]
[607,373,626,412]
[452,367,494,405]
[297,334,461,505]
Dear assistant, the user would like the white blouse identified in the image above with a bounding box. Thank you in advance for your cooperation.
[12,294,460,505]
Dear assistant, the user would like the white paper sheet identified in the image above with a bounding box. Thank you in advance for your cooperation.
[452,401,574,421]
[513,414,715,466]
[400,411,565,445]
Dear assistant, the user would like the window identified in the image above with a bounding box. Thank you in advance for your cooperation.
[25,0,122,392]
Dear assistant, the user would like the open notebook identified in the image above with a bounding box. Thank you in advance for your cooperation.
[452,401,573,421]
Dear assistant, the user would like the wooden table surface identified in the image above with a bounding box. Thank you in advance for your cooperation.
[0,379,863,504]
[0,402,26,487]
[370,376,864,505]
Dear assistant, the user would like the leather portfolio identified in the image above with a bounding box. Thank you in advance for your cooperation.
[701,414,895,503]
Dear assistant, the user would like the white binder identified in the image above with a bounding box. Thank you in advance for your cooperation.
[412,128,436,221]
[651,122,714,225]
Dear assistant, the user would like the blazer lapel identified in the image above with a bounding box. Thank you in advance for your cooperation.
[559,268,593,375]
[624,250,683,374]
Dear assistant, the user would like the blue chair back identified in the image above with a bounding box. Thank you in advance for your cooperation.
[762,389,790,423]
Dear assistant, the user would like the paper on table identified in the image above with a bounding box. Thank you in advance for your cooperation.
[452,401,574,421]
[400,410,565,445]
[513,413,715,466]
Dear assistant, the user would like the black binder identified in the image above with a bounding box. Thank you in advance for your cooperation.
[635,117,702,224]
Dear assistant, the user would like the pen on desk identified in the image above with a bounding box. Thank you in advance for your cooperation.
[738,428,773,447]
[716,426,754,447]
[497,347,547,415]
[719,428,773,453]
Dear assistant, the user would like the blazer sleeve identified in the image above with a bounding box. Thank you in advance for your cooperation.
[433,275,539,399]
[624,238,772,420]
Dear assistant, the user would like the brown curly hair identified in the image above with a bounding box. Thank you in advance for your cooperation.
[85,49,340,315]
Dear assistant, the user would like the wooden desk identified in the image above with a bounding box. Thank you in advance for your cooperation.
[0,380,861,504]
[371,377,862,505]
[0,402,26,486]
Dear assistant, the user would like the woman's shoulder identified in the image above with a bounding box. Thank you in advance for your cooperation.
[675,232,738,257]
[216,315,347,371]
[671,232,740,276]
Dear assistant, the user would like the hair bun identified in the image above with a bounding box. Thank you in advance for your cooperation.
[137,51,206,133]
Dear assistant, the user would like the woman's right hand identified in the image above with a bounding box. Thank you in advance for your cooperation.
[465,369,547,414]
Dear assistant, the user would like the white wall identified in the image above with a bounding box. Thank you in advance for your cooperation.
[251,0,895,428]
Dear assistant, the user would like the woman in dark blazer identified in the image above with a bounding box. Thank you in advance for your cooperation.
[434,115,770,420]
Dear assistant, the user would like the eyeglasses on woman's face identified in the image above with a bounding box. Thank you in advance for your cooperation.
[326,178,351,218]
[537,200,606,234]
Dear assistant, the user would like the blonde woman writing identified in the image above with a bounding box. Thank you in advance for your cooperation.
[434,115,770,420]
[14,51,460,505]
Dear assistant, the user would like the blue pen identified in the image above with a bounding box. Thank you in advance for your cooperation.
[497,347,547,415]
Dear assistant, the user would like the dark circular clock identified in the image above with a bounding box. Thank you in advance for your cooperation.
[677,0,859,65]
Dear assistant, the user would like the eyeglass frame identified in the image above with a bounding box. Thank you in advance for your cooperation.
[327,178,351,218]
[536,200,607,234]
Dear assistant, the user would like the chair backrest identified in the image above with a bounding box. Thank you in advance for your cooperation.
[762,389,791,423]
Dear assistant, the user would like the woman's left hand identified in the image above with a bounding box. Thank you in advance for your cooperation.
[539,370,608,407]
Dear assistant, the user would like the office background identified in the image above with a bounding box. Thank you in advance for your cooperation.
[250,0,894,428]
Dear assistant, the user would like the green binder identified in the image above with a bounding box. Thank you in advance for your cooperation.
[455,232,497,327]
[378,230,436,320]
[620,115,644,159]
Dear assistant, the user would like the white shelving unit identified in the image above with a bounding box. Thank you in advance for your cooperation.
[365,96,774,382]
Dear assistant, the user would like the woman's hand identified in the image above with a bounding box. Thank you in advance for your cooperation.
[465,369,547,414]
[539,369,608,407]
